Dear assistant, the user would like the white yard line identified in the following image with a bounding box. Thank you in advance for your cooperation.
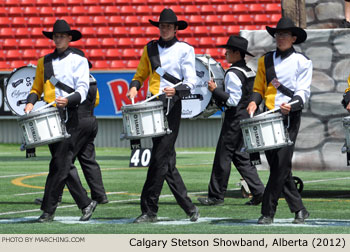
[0,172,47,179]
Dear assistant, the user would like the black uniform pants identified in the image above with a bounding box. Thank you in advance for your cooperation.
[261,111,306,217]
[41,113,91,214]
[66,116,107,201]
[208,109,265,200]
[140,99,195,216]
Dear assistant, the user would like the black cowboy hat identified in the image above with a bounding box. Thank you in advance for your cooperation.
[42,19,82,42]
[149,8,188,30]
[217,35,254,57]
[266,17,307,44]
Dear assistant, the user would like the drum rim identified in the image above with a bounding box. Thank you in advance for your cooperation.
[4,65,37,116]
[24,135,66,149]
[240,113,283,124]
[17,107,59,121]
[245,142,290,153]
[122,131,167,140]
[121,101,164,110]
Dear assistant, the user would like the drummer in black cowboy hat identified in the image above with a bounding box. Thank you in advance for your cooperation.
[126,8,199,223]
[24,19,104,222]
[247,17,313,224]
[198,35,265,207]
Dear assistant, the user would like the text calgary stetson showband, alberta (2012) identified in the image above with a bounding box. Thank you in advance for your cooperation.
[128,237,316,249]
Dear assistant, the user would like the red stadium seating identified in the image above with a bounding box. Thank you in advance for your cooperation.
[216,4,233,15]
[113,26,130,37]
[182,37,199,47]
[22,49,38,59]
[126,60,139,69]
[0,0,281,70]
[105,6,120,16]
[106,48,122,59]
[75,16,93,26]
[266,3,281,13]
[194,26,209,36]
[8,7,24,16]
[6,49,23,60]
[19,38,35,48]
[93,16,109,26]
[84,38,101,48]
[205,15,221,25]
[209,26,227,36]
[0,28,15,38]
[101,38,118,48]
[0,61,10,69]
[110,60,126,69]
[3,38,19,49]
[200,5,216,15]
[120,6,136,15]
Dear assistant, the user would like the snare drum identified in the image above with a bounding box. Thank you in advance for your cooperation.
[121,101,167,140]
[18,107,68,149]
[181,55,225,119]
[5,65,46,116]
[343,116,350,151]
[240,113,291,153]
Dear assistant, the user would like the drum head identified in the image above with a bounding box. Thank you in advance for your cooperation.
[5,65,46,116]
[181,55,224,118]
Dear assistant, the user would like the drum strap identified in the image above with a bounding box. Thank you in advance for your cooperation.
[44,47,89,94]
[264,52,294,98]
[147,41,182,85]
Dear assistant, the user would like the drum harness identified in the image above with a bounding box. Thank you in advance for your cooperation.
[43,48,92,138]
[146,41,191,132]
[264,51,296,140]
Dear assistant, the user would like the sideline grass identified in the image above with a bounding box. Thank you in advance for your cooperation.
[0,144,350,234]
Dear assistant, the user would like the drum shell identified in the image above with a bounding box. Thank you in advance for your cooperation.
[181,55,225,119]
[121,101,166,139]
[240,113,289,153]
[18,107,66,149]
[5,65,46,116]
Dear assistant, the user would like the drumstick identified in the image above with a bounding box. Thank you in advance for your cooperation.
[206,54,212,81]
[131,97,135,105]
[254,100,299,118]
[139,82,183,104]
[32,93,75,113]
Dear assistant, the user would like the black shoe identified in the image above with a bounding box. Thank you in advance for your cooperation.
[189,206,200,222]
[80,200,97,221]
[37,212,55,223]
[197,197,224,206]
[133,214,157,223]
[245,194,263,206]
[257,215,273,224]
[94,195,109,204]
[293,209,309,224]
[340,19,350,28]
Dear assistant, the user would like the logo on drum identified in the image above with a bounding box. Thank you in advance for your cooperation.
[253,126,261,147]
[133,114,141,135]
[29,122,38,142]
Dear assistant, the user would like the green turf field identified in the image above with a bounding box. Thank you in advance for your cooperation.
[0,143,350,234]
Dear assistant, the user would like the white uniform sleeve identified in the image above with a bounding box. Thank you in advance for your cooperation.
[73,56,90,103]
[181,46,197,90]
[225,71,243,107]
[294,58,312,103]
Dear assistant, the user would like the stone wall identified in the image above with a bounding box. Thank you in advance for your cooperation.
[240,28,350,171]
[306,0,345,28]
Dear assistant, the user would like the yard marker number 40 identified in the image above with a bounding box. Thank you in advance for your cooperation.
[129,148,152,167]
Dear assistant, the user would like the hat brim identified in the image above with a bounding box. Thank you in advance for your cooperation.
[217,45,255,57]
[149,19,188,30]
[42,30,82,42]
[266,26,307,44]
